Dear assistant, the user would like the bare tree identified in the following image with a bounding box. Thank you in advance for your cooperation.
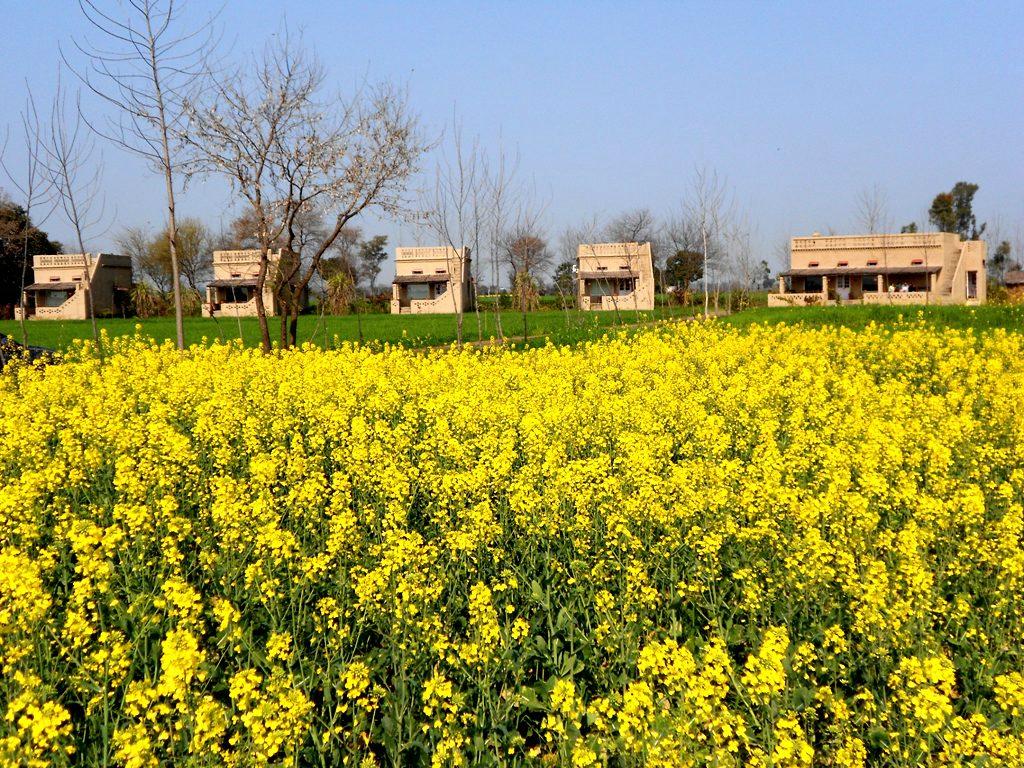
[148,216,213,296]
[421,117,483,345]
[684,168,730,318]
[480,143,520,341]
[116,224,168,292]
[663,211,705,307]
[1,88,55,346]
[856,184,889,234]
[185,35,426,351]
[724,213,759,311]
[556,215,601,325]
[40,77,108,347]
[67,0,218,350]
[856,184,895,299]
[502,198,550,343]
[604,208,659,253]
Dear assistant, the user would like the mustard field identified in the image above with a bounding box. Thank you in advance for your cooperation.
[2,322,1024,766]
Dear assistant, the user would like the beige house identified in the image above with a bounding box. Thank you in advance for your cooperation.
[203,249,300,317]
[15,253,132,320]
[577,242,655,311]
[769,232,987,307]
[390,246,473,314]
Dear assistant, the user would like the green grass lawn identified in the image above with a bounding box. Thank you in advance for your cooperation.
[0,306,699,352]
[720,303,1024,332]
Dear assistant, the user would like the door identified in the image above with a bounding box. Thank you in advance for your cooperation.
[836,275,851,300]
[966,271,978,299]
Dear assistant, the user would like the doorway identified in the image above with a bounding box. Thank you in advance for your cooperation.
[836,274,851,300]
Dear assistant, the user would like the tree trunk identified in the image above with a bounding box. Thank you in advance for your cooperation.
[254,248,272,353]
[147,21,185,351]
[19,218,31,347]
[165,192,184,349]
[279,299,289,348]
[702,225,710,319]
[289,301,300,348]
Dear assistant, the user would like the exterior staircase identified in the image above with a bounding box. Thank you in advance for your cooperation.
[932,243,962,298]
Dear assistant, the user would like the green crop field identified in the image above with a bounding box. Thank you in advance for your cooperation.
[0,306,700,352]
[6,303,1021,354]
[720,303,1024,332]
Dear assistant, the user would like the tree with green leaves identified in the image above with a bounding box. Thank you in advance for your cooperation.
[552,261,575,296]
[664,249,704,305]
[148,218,213,295]
[900,222,918,234]
[117,218,212,298]
[357,235,388,294]
[0,194,62,318]
[991,240,1012,283]
[928,182,986,240]
[665,249,704,288]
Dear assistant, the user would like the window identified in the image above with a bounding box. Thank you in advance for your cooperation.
[867,260,878,266]
[73,277,81,282]
[597,266,608,271]
[435,282,447,296]
[231,272,241,278]
[808,261,819,267]
[911,259,924,265]
[838,261,849,267]
[40,290,73,307]
[435,269,446,274]
[226,286,254,303]
[50,276,61,282]
[836,275,850,289]
[412,270,423,275]
[863,275,879,292]
[619,265,629,270]
[406,283,430,300]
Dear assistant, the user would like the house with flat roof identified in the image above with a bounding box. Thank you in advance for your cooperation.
[203,249,303,317]
[390,246,473,314]
[577,242,655,311]
[769,232,986,307]
[15,253,132,320]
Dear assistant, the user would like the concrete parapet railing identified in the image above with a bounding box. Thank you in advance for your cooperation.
[791,233,944,251]
[767,293,824,307]
[862,292,937,305]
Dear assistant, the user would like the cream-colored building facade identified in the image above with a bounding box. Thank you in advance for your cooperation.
[390,246,473,314]
[15,253,133,320]
[203,249,294,318]
[769,232,986,307]
[577,242,655,311]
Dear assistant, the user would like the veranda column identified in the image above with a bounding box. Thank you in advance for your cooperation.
[778,275,786,295]
[821,275,829,303]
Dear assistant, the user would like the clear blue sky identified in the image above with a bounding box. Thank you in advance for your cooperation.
[2,0,1022,275]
